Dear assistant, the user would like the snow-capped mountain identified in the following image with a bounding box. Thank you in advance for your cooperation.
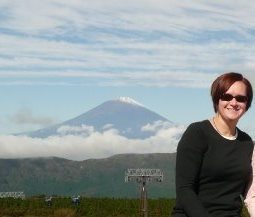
[25,97,173,139]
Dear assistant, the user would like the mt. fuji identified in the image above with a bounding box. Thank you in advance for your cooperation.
[25,97,173,139]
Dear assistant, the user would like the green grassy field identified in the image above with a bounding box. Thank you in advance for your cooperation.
[0,197,249,217]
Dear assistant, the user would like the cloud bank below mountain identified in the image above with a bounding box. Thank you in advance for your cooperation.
[0,122,184,161]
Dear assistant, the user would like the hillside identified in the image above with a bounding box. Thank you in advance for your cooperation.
[0,153,176,198]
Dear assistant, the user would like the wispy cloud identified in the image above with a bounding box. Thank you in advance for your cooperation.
[8,108,57,127]
[1,1,255,88]
[0,70,217,87]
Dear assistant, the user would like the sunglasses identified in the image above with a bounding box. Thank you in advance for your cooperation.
[220,93,248,103]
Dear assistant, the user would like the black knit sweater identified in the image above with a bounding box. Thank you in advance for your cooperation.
[171,120,253,217]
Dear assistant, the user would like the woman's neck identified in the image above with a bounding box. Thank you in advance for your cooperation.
[212,115,237,137]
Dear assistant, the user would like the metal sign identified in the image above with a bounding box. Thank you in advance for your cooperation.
[0,191,25,199]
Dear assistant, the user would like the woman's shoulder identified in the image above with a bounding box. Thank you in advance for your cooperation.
[237,127,253,142]
[184,120,212,140]
[183,120,211,139]
[178,120,209,152]
[187,119,210,130]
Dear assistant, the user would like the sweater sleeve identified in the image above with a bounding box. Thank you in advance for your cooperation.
[245,149,255,217]
[175,123,211,217]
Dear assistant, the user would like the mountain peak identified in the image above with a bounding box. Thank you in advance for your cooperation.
[24,97,171,139]
[116,97,143,107]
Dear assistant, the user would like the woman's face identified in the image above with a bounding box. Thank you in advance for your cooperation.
[217,81,247,123]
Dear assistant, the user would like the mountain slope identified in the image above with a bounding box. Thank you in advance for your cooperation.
[0,153,176,198]
[25,97,172,139]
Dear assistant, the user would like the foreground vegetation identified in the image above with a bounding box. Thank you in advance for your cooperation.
[0,197,249,217]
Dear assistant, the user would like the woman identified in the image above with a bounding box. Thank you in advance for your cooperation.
[171,72,253,217]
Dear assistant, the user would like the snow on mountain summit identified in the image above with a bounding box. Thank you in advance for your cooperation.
[117,97,144,107]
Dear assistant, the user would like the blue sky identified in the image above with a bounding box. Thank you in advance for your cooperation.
[1,1,255,160]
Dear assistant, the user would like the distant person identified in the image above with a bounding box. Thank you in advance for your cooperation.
[171,72,253,217]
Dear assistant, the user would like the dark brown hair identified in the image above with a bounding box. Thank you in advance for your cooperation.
[211,72,253,112]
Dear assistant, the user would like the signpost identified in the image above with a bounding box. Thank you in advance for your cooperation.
[125,169,163,217]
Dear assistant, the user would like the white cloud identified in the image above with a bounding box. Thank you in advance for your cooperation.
[102,124,114,130]
[0,125,185,161]
[57,125,95,136]
[141,120,173,132]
